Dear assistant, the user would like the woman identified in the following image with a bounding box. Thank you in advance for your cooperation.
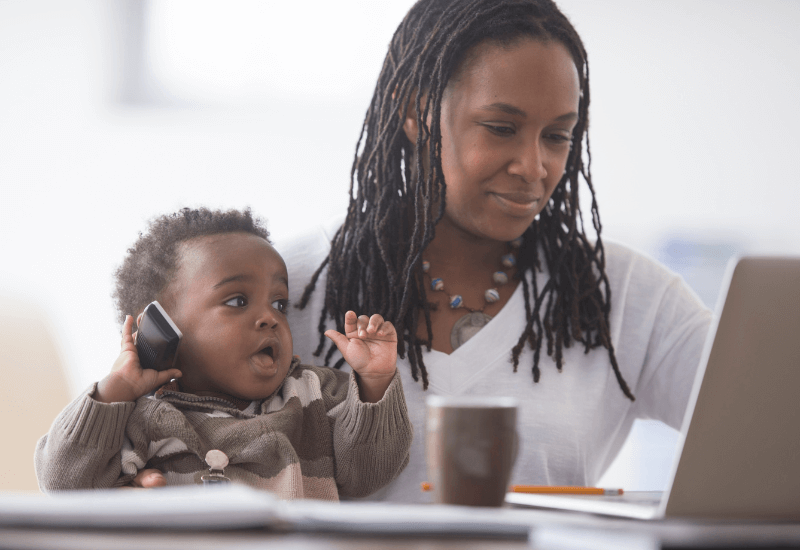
[283,0,711,503]
[134,0,712,500]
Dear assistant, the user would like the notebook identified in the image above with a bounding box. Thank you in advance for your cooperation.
[506,256,800,520]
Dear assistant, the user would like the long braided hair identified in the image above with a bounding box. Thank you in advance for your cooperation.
[299,0,635,400]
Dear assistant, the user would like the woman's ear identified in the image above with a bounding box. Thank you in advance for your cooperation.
[401,91,423,143]
[402,98,419,143]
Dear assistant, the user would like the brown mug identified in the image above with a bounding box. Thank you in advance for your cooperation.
[426,395,518,507]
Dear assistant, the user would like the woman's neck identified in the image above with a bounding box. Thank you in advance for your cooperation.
[424,219,509,270]
[417,219,521,355]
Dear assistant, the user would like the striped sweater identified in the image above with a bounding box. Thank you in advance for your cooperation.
[35,358,412,500]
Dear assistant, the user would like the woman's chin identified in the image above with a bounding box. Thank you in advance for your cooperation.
[474,218,534,243]
[440,214,532,244]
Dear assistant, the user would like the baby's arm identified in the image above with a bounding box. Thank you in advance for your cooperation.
[34,315,179,491]
[324,311,397,403]
[34,389,139,491]
[95,315,182,404]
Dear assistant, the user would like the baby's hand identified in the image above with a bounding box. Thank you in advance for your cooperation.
[325,311,397,403]
[94,315,182,404]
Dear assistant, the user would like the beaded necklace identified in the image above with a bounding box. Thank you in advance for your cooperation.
[423,238,521,350]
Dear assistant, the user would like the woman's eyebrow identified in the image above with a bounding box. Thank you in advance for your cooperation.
[478,103,579,123]
[554,112,579,123]
[480,102,526,117]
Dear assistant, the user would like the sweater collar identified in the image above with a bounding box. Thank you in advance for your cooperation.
[153,356,301,412]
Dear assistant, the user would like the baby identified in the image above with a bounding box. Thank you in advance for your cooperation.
[35,207,412,500]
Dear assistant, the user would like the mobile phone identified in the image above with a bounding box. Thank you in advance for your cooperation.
[135,301,182,371]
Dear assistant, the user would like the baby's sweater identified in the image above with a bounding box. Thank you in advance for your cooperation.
[35,359,412,500]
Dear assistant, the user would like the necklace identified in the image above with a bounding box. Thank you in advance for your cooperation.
[423,238,521,350]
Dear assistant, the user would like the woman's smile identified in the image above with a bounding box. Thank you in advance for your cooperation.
[488,191,542,217]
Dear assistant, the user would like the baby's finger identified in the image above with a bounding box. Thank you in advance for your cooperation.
[120,315,135,350]
[356,315,370,337]
[367,314,385,334]
[130,469,167,489]
[343,310,358,335]
[367,319,398,342]
[155,369,182,388]
[378,320,398,339]
[324,329,350,353]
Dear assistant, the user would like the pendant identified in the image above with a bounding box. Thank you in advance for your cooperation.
[450,311,493,351]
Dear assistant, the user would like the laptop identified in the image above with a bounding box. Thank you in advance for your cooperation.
[506,256,800,520]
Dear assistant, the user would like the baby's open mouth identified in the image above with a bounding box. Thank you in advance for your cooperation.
[258,346,274,359]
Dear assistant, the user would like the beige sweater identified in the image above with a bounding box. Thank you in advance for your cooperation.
[35,359,412,500]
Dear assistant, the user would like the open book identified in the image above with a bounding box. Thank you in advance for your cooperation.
[0,484,533,537]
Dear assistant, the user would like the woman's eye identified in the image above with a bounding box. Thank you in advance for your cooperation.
[224,296,247,307]
[484,124,515,136]
[271,299,289,314]
[546,133,571,144]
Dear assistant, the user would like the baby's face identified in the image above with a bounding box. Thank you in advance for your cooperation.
[159,232,293,401]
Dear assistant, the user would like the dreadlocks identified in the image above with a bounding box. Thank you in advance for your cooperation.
[298,0,635,400]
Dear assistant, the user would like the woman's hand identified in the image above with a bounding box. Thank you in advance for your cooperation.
[325,311,398,403]
[94,315,182,404]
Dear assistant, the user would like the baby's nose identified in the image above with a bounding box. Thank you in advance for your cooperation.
[256,307,278,329]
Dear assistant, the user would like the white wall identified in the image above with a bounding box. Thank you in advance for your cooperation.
[2,0,799,490]
[565,1,800,251]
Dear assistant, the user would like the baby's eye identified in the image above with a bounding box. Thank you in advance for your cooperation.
[224,296,247,308]
[272,299,289,314]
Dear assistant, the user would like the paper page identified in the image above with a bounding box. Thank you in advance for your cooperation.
[0,485,278,529]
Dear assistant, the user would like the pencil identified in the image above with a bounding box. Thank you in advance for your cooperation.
[510,485,623,495]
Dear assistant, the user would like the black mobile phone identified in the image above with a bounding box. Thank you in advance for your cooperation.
[135,301,182,371]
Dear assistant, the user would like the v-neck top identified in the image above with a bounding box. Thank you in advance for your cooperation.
[277,221,712,503]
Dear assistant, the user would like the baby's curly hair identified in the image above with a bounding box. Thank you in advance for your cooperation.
[113,207,270,326]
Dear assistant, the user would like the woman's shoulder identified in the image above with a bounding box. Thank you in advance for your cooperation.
[597,238,710,326]
[594,237,711,318]
[598,238,682,288]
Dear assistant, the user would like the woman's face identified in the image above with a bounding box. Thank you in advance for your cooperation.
[433,38,581,243]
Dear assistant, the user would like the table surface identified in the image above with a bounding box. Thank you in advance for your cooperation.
[0,527,530,550]
[4,515,800,550]
[3,486,800,550]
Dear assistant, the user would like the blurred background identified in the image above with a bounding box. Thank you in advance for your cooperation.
[1,0,799,492]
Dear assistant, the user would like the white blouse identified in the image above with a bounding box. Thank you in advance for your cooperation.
[276,222,712,503]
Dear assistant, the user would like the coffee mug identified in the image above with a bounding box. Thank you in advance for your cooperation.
[426,395,518,506]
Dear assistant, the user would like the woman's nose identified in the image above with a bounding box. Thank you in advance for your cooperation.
[508,138,548,183]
